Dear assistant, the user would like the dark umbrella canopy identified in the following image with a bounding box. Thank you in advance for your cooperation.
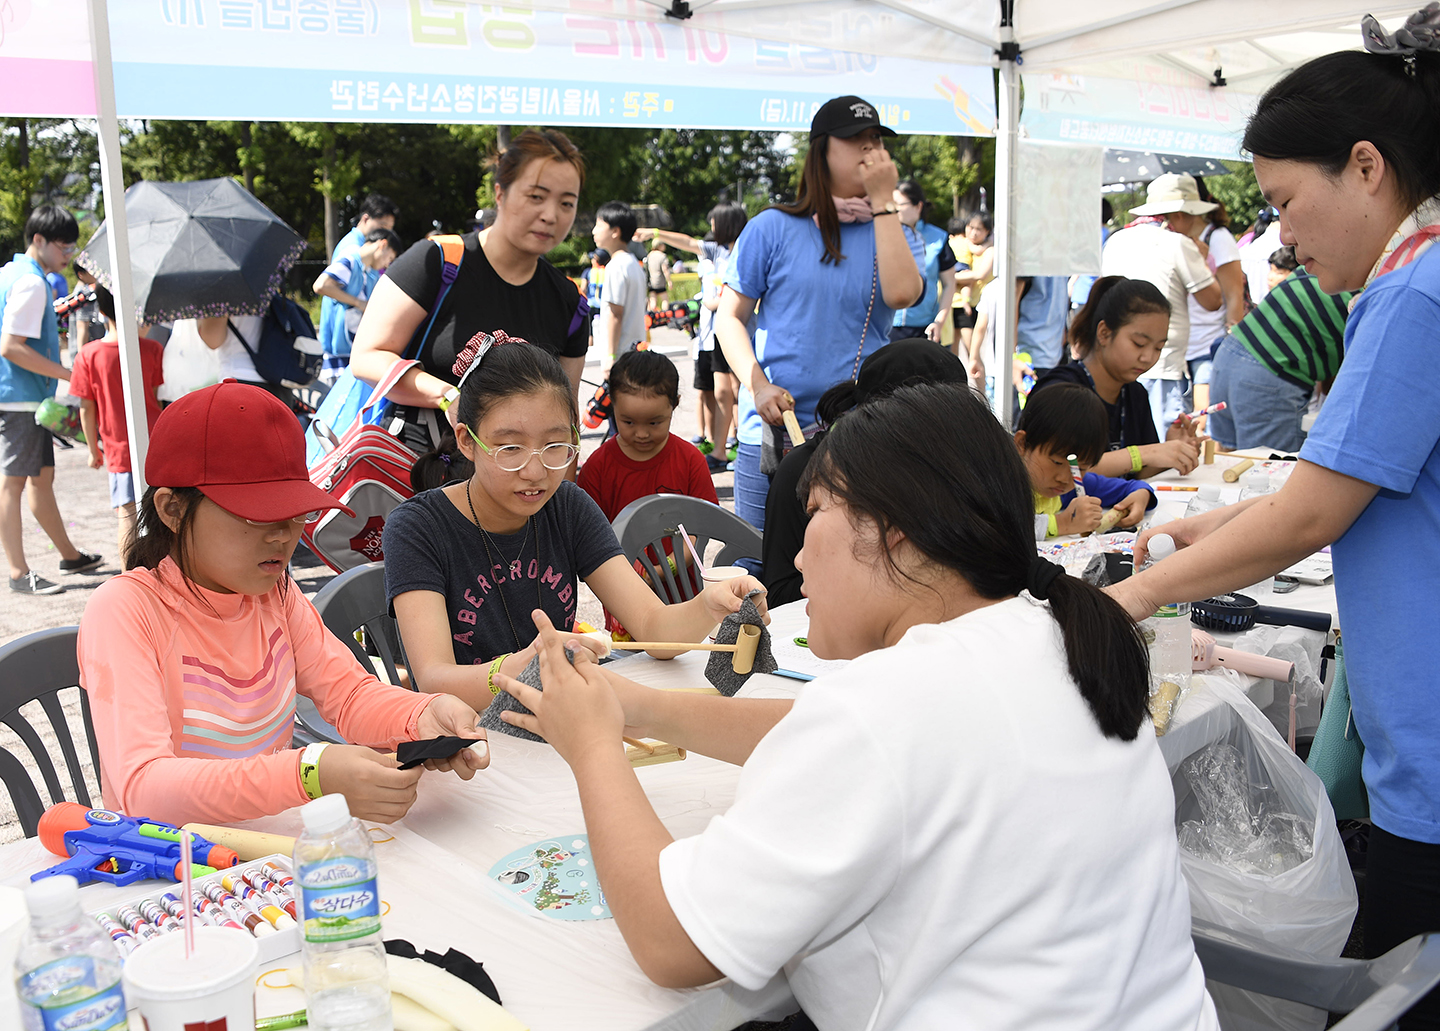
[1103,150,1232,187]
[78,177,306,324]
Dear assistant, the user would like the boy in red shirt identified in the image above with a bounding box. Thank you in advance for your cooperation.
[577,349,717,635]
[69,284,164,562]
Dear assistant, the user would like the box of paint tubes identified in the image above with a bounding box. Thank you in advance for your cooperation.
[88,854,300,964]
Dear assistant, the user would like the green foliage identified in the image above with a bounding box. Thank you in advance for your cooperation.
[1203,161,1266,234]
[1,119,101,255]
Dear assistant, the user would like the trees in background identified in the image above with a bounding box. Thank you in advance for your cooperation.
[1,118,996,273]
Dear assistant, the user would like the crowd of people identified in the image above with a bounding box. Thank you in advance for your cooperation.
[4,21,1440,1025]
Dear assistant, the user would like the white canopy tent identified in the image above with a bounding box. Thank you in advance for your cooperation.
[0,0,1418,474]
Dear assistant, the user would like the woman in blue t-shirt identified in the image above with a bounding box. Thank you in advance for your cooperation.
[1112,34,1440,1027]
[713,95,923,532]
[889,179,958,342]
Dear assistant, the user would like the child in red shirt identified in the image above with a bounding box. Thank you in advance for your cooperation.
[68,284,164,562]
[577,349,717,634]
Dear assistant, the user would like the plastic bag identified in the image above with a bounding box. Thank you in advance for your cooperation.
[1229,624,1326,742]
[1168,679,1356,1031]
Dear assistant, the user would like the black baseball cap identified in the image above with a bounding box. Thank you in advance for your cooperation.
[810,95,897,139]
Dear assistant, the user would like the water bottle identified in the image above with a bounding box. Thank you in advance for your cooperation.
[14,875,128,1031]
[295,795,392,1031]
[1140,534,1191,731]
[1237,470,1273,502]
[1184,484,1225,518]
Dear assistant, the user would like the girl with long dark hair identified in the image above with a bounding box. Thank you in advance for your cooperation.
[496,382,1218,1030]
[713,96,923,532]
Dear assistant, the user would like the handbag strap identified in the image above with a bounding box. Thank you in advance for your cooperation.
[851,256,877,380]
[361,358,421,414]
[403,234,466,362]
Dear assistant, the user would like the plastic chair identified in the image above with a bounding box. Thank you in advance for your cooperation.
[0,626,101,838]
[303,562,411,745]
[611,495,763,604]
[1193,918,1440,1029]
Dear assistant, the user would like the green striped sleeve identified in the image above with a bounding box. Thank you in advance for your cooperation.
[1233,271,1354,388]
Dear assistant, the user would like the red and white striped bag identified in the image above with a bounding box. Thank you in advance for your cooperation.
[301,359,420,573]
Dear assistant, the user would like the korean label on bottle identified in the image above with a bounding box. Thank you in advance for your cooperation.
[299,858,382,942]
[18,957,127,1031]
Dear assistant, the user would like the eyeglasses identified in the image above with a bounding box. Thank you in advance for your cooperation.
[51,242,77,257]
[464,424,579,471]
[243,511,321,526]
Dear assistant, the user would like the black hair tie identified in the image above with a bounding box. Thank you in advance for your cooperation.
[1027,557,1065,600]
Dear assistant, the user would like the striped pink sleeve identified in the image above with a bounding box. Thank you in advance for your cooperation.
[283,586,435,749]
[79,574,312,826]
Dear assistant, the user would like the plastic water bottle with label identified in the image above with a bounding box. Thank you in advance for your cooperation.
[295,794,393,1031]
[14,875,128,1031]
[1140,534,1191,734]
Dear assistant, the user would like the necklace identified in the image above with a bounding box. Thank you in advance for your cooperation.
[465,478,542,652]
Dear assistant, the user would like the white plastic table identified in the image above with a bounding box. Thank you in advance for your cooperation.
[0,608,814,1031]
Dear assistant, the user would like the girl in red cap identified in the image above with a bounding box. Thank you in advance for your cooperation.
[382,332,766,714]
[77,381,489,827]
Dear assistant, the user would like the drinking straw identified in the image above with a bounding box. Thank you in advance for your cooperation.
[675,522,707,577]
[180,829,195,956]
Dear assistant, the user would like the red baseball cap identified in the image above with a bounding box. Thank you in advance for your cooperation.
[145,381,354,522]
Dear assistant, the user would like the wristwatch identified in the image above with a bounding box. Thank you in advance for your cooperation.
[873,202,900,217]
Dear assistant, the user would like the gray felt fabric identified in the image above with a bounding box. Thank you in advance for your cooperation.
[706,591,777,696]
[478,651,570,743]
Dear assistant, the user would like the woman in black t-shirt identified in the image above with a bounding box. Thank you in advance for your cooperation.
[350,130,590,452]
[1030,276,1200,479]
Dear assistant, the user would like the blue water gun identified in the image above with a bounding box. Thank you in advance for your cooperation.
[33,803,240,887]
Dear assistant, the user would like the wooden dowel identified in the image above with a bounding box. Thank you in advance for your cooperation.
[622,736,654,754]
[782,409,805,447]
[1222,458,1255,483]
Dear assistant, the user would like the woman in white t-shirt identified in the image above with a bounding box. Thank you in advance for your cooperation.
[159,315,271,404]
[496,382,1218,1031]
[1184,189,1247,410]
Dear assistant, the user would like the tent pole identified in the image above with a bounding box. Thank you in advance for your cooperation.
[86,0,149,501]
[994,9,1020,431]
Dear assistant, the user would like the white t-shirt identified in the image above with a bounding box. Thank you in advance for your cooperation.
[1101,224,1215,381]
[1186,226,1241,360]
[1,273,47,340]
[973,276,1003,381]
[160,317,262,402]
[659,597,1219,1031]
[1239,222,1283,307]
[599,249,648,354]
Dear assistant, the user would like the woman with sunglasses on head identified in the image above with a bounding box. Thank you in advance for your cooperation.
[1112,15,1440,1026]
[78,382,489,828]
[382,332,767,714]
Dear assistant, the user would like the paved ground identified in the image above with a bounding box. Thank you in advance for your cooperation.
[0,325,731,842]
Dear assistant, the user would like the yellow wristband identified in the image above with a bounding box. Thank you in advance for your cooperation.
[299,742,329,800]
[438,387,460,412]
[487,653,510,696]
[1128,445,1143,474]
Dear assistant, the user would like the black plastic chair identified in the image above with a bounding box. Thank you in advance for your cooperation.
[0,626,101,837]
[611,495,762,604]
[301,562,410,745]
[1193,918,1440,1029]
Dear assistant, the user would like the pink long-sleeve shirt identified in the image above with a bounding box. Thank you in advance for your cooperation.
[79,557,435,825]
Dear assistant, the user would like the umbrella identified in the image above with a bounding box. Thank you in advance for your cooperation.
[78,177,307,324]
[1103,150,1234,187]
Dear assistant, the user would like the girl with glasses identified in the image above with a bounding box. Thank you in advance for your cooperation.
[77,382,489,828]
[384,332,767,713]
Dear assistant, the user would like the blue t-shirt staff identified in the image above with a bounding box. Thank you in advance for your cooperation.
[715,95,923,535]
[1111,43,1440,1026]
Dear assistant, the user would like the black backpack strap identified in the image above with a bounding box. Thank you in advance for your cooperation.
[226,317,257,361]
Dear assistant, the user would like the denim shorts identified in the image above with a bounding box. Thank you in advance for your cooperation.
[1207,335,1311,453]
[108,470,136,508]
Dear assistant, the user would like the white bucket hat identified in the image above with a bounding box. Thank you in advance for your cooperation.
[1130,173,1219,216]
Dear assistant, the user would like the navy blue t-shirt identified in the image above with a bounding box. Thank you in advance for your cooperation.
[382,481,623,665]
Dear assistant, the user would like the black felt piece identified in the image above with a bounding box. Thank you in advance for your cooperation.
[705,590,777,696]
[478,647,578,743]
[385,938,502,1005]
[395,736,477,770]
